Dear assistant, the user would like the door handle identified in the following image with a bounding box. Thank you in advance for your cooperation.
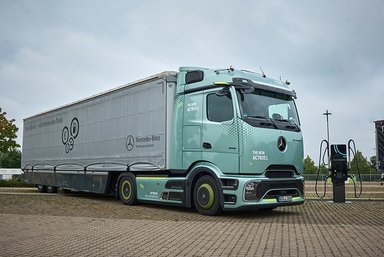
[202,142,212,149]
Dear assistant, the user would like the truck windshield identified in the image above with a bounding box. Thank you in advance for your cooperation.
[237,89,300,132]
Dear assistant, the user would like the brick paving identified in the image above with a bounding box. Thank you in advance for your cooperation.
[0,187,383,256]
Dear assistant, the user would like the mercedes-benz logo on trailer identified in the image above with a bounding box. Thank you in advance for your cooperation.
[126,135,135,151]
[277,136,287,152]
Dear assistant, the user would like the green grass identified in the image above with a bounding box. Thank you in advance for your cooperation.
[0,178,34,187]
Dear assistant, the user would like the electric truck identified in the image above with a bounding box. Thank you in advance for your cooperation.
[22,66,304,215]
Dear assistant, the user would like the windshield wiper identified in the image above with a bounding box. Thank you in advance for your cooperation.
[289,119,300,131]
[245,115,279,129]
[275,118,301,131]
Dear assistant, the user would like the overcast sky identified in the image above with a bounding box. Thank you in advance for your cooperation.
[1,0,383,162]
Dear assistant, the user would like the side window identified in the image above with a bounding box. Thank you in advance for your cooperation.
[207,93,234,122]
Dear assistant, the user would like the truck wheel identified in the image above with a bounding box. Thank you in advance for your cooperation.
[193,175,222,216]
[37,185,47,193]
[47,186,57,193]
[118,175,137,205]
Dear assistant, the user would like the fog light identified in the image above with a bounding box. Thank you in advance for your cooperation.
[245,182,255,191]
[244,181,258,201]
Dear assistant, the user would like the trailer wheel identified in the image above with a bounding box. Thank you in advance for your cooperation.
[37,185,47,193]
[193,175,222,216]
[46,186,57,193]
[57,187,71,194]
[118,175,137,205]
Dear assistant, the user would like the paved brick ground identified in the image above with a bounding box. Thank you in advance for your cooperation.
[1,209,383,257]
[0,187,383,256]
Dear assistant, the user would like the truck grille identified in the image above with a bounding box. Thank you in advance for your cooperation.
[265,165,296,178]
[256,180,303,201]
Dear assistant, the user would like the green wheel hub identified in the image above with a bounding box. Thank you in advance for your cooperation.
[121,180,132,200]
[197,183,214,209]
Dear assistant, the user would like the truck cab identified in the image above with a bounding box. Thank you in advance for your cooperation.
[171,67,304,214]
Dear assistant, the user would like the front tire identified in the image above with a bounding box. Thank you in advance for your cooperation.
[118,174,137,205]
[193,175,222,216]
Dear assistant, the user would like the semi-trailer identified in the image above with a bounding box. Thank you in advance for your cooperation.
[22,66,304,215]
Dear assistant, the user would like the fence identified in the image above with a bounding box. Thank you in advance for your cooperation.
[303,173,382,182]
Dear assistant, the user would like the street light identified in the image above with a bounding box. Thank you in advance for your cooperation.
[323,110,332,165]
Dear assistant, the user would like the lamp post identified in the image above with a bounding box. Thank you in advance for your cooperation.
[323,110,332,165]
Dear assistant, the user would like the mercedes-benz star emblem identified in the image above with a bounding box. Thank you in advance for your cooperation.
[126,135,134,151]
[277,136,287,152]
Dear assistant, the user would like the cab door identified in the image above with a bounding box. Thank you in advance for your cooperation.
[202,89,239,174]
[182,92,203,170]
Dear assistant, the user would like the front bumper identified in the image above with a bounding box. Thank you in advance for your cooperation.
[220,176,305,210]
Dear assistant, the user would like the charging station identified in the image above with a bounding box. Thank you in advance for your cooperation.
[315,140,362,202]
[330,145,348,203]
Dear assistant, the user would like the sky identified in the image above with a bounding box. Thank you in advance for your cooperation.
[1,0,383,162]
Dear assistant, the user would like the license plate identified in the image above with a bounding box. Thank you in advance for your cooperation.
[277,195,292,202]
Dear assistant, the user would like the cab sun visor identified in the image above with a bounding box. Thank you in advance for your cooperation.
[231,77,296,98]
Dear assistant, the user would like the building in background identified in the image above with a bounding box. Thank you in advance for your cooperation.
[0,169,23,180]
[375,120,384,172]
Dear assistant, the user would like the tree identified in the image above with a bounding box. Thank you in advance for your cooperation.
[350,150,376,174]
[0,149,21,168]
[0,107,20,153]
[319,164,328,174]
[303,155,317,174]
[370,156,377,172]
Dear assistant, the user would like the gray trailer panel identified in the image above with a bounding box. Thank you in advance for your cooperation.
[22,72,177,172]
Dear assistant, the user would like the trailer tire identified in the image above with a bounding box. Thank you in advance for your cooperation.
[37,185,47,193]
[118,174,137,205]
[46,186,57,193]
[57,187,71,194]
[193,175,222,216]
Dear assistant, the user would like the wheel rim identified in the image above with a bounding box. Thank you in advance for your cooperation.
[121,180,132,200]
[197,183,214,209]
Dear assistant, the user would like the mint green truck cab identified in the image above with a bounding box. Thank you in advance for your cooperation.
[165,67,304,215]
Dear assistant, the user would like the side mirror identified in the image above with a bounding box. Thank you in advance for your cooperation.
[242,87,255,94]
[215,88,230,97]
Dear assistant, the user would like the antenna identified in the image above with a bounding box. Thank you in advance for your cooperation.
[214,66,235,74]
[259,66,266,78]
[279,76,291,85]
